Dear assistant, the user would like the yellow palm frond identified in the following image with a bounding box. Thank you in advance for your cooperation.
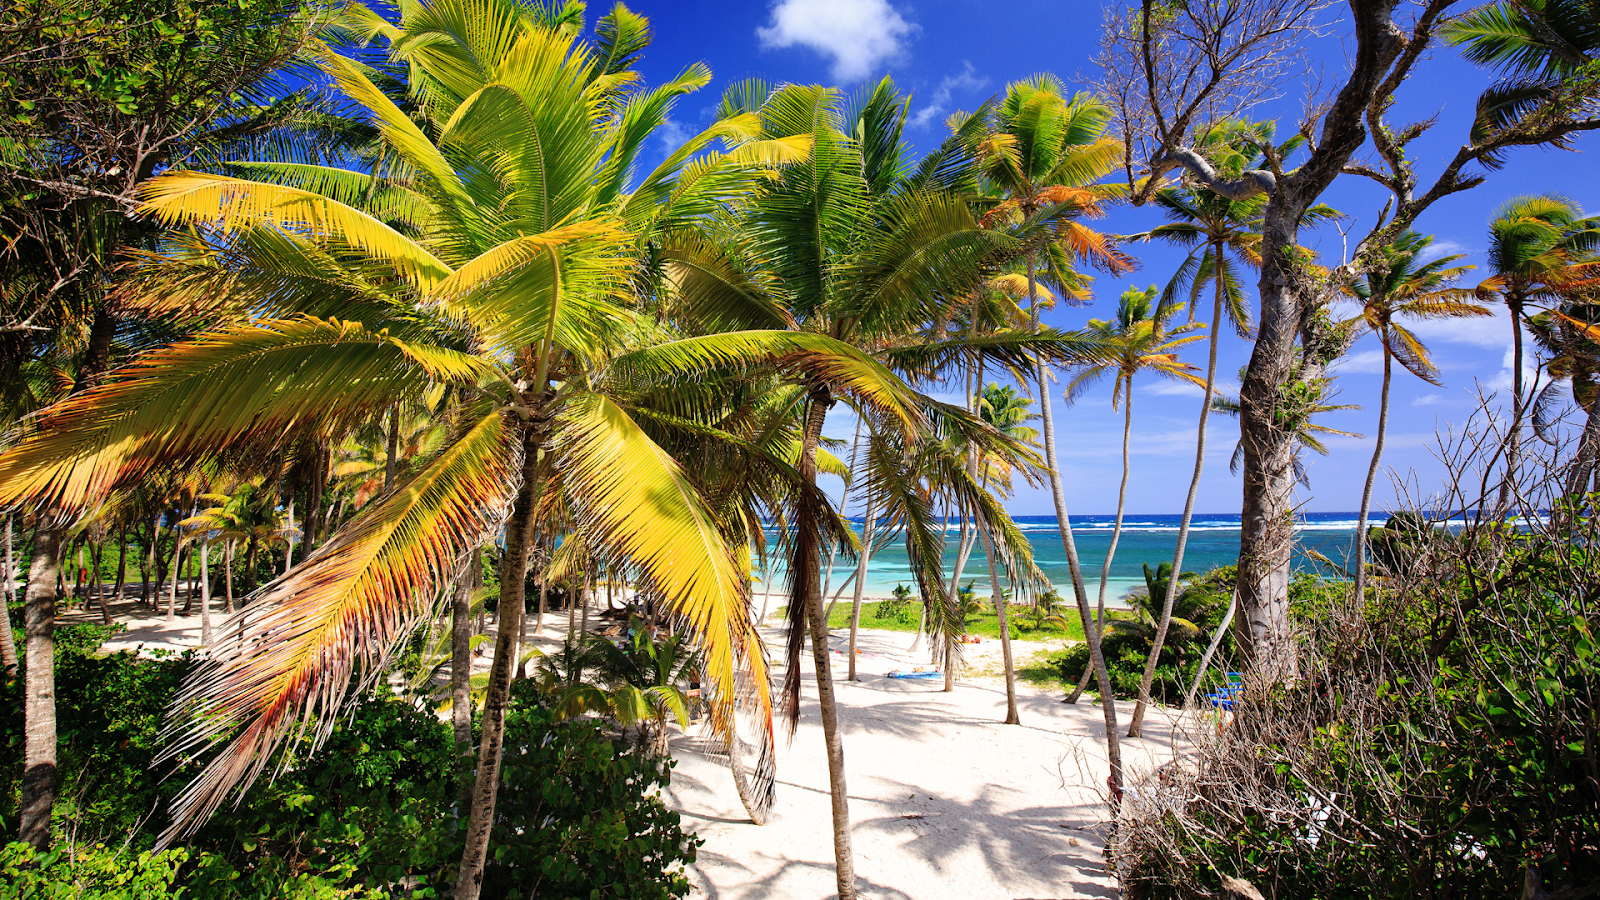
[159,407,519,837]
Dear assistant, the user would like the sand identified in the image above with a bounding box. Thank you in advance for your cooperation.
[57,593,1191,899]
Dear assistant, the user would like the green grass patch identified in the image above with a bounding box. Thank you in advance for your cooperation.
[776,599,1092,642]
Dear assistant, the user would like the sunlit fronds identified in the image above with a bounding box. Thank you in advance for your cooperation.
[159,407,518,837]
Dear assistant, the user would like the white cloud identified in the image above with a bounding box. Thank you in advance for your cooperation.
[1412,393,1445,407]
[756,0,916,82]
[1331,348,1385,375]
[1416,238,1475,264]
[910,61,986,129]
[1406,303,1514,350]
[656,118,692,153]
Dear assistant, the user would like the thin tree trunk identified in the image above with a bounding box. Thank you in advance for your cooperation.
[452,555,474,749]
[19,523,64,850]
[1129,259,1224,735]
[283,498,296,574]
[1069,380,1134,704]
[141,517,155,606]
[1352,345,1393,603]
[243,535,258,595]
[455,425,541,900]
[112,529,127,608]
[1565,400,1600,501]
[223,539,234,613]
[847,496,876,682]
[579,573,590,635]
[166,538,182,622]
[1028,252,1123,786]
[1,512,18,675]
[1183,589,1237,709]
[1498,294,1527,514]
[982,521,1019,724]
[798,388,857,899]
[91,540,108,625]
[199,541,212,646]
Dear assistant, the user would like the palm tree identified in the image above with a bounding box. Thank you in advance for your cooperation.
[1346,231,1485,599]
[1476,195,1600,510]
[1062,286,1206,709]
[673,77,1093,897]
[1530,302,1600,498]
[975,75,1134,788]
[976,380,1041,724]
[0,4,849,893]
[556,622,703,758]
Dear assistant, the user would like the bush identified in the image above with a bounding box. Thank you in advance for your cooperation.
[1112,501,1600,899]
[4,629,699,898]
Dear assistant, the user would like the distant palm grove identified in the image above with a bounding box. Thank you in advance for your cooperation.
[1,0,1598,898]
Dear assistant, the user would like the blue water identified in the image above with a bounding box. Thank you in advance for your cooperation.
[758,512,1363,603]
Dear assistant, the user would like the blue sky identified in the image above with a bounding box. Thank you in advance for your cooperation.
[617,0,1598,515]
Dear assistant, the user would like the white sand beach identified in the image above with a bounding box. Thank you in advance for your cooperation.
[59,593,1190,899]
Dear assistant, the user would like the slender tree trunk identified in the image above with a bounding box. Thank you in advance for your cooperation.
[1,512,18,675]
[199,542,212,646]
[1027,253,1122,785]
[1129,261,1225,735]
[455,425,541,900]
[1352,345,1393,603]
[166,538,182,622]
[223,539,234,613]
[19,523,63,850]
[283,499,296,574]
[1498,294,1527,514]
[1564,400,1600,501]
[243,535,258,595]
[112,529,127,608]
[141,518,155,606]
[452,555,474,749]
[799,388,857,899]
[1183,589,1237,708]
[1069,380,1134,704]
[91,540,108,625]
[982,522,1019,724]
[847,496,876,682]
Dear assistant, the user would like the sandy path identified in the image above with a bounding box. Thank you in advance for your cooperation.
[666,627,1190,900]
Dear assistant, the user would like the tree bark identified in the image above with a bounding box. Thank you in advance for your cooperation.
[799,387,857,899]
[847,496,876,682]
[223,539,234,613]
[1129,259,1224,734]
[1,513,19,674]
[982,522,1019,724]
[19,523,63,850]
[112,529,127,608]
[1183,589,1237,708]
[166,537,182,622]
[1564,399,1600,501]
[1028,253,1122,786]
[1498,293,1527,514]
[454,425,541,900]
[141,516,155,607]
[199,540,212,647]
[1069,380,1134,704]
[283,498,295,574]
[1352,344,1393,602]
[452,554,474,749]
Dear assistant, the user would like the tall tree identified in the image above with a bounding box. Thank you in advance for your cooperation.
[974,76,1133,786]
[1101,0,1600,682]
[1347,231,1484,598]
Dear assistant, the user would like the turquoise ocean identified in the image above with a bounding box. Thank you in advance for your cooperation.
[761,512,1364,603]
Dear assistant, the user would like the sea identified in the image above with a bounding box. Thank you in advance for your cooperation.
[761,512,1365,604]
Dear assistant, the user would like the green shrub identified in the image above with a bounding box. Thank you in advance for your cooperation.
[0,841,187,899]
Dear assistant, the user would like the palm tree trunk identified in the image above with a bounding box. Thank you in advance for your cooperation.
[798,387,857,899]
[283,499,296,574]
[982,521,1019,724]
[112,529,127,608]
[19,522,63,850]
[1068,379,1133,704]
[1128,256,1225,735]
[223,539,234,613]
[1352,344,1393,603]
[199,541,212,647]
[141,517,156,606]
[1183,588,1237,708]
[847,496,876,682]
[243,534,258,595]
[1498,294,1527,514]
[1,513,17,675]
[1564,400,1600,500]
[1027,252,1123,785]
[455,425,542,900]
[166,538,182,622]
[452,556,474,749]
[91,540,108,625]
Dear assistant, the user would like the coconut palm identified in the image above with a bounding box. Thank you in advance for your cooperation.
[671,77,1096,897]
[0,4,864,894]
[1345,231,1486,599]
[1530,302,1600,498]
[1062,286,1205,709]
[975,380,1041,724]
[973,75,1134,787]
[556,622,703,758]
[1476,195,1600,510]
